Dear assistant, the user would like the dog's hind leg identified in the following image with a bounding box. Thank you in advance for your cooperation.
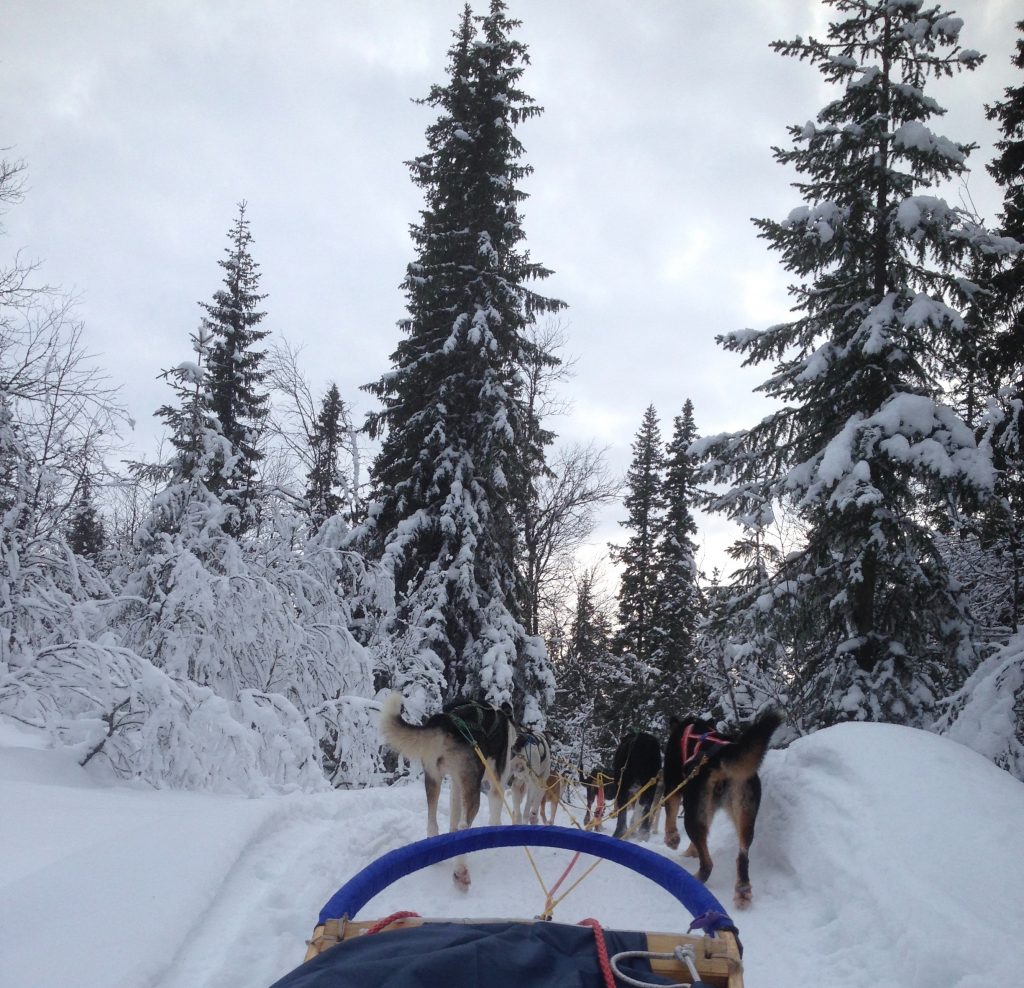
[424,768,442,838]
[636,784,657,842]
[527,782,542,825]
[729,775,762,908]
[449,777,464,833]
[450,765,481,891]
[540,780,556,825]
[485,761,505,826]
[662,791,682,850]
[682,789,715,884]
[457,764,482,829]
[510,777,525,824]
[611,771,632,839]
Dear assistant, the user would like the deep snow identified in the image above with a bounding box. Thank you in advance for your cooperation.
[1,719,1021,988]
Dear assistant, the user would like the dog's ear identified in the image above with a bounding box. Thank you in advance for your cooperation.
[668,715,681,730]
[499,700,514,719]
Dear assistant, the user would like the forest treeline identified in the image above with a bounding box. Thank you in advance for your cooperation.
[1,0,1022,789]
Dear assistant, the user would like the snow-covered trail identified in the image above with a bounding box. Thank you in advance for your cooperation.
[144,783,728,988]
[151,788,420,988]
[3,722,1022,988]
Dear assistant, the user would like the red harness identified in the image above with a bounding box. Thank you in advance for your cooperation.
[680,724,731,766]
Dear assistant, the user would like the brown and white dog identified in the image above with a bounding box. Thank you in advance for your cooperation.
[508,728,551,825]
[379,692,516,888]
[539,772,562,825]
[662,710,782,908]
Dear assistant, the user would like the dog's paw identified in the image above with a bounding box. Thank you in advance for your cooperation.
[733,884,752,909]
[452,864,471,891]
[682,843,697,858]
[664,831,680,850]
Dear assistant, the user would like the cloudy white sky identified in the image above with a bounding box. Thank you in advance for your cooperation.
[2,0,1020,574]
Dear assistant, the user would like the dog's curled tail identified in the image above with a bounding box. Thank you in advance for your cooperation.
[723,708,784,778]
[378,692,437,762]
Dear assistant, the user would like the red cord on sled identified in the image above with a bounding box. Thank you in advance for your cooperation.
[364,910,421,935]
[578,918,616,988]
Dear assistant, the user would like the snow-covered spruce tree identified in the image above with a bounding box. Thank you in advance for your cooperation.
[696,2,1005,729]
[65,473,106,563]
[126,325,250,688]
[648,400,705,722]
[305,383,350,533]
[978,20,1024,634]
[364,1,564,720]
[697,518,796,726]
[935,23,1024,778]
[117,321,381,790]
[202,202,270,535]
[697,506,816,735]
[609,404,663,725]
[986,19,1024,368]
[550,567,623,767]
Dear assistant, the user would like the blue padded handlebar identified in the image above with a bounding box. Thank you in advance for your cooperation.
[318,825,734,933]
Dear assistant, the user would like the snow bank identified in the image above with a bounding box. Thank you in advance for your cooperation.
[754,723,1022,986]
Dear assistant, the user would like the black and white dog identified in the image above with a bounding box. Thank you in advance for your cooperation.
[610,731,662,840]
[379,692,516,887]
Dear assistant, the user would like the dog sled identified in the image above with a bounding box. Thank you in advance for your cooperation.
[270,825,744,987]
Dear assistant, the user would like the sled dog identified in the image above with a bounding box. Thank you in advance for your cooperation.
[578,765,611,829]
[539,772,562,825]
[379,692,516,887]
[662,710,783,907]
[610,731,662,841]
[509,728,551,825]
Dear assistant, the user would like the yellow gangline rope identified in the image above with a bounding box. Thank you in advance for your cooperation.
[469,742,551,901]
[540,751,715,918]
[541,774,658,917]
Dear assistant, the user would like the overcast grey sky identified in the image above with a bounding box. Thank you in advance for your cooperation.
[2,1,1020,574]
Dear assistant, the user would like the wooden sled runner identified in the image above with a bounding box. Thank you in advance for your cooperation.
[271,825,744,988]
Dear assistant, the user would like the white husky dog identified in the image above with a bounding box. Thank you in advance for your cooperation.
[509,728,551,825]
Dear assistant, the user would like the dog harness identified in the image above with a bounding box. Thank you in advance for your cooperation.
[513,730,548,756]
[447,701,505,745]
[679,724,731,766]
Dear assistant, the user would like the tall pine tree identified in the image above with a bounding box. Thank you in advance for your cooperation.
[696,1,1004,728]
[611,405,664,664]
[934,21,1024,778]
[364,2,564,717]
[65,473,106,562]
[980,20,1024,633]
[305,383,349,533]
[649,400,704,721]
[202,202,270,535]
[549,567,621,766]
